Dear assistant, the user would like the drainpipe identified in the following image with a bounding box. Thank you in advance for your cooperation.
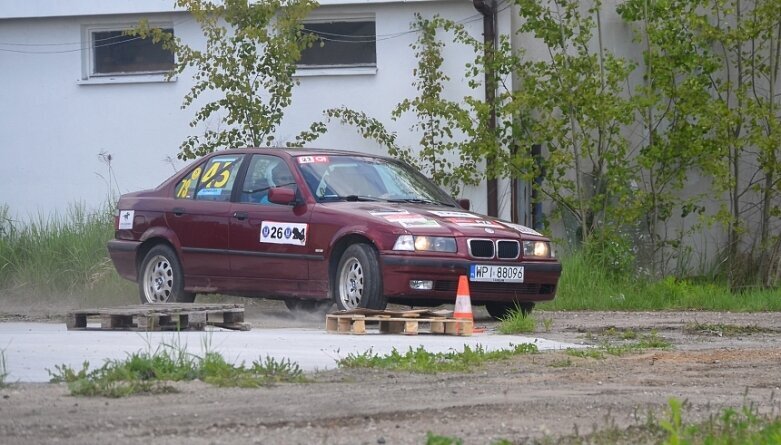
[473,0,498,217]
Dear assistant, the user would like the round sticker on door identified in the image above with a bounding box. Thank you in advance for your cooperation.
[260,221,307,246]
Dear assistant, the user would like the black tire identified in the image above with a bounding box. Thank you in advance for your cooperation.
[333,244,387,311]
[138,244,195,304]
[485,302,534,320]
[284,299,333,314]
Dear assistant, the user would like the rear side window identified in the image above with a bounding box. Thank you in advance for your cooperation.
[175,155,242,201]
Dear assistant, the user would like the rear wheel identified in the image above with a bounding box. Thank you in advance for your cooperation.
[333,244,387,311]
[485,302,534,320]
[138,245,195,304]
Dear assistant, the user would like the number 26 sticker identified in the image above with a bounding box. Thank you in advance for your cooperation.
[260,221,307,246]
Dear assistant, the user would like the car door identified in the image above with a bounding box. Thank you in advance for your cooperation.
[165,153,244,277]
[228,155,316,294]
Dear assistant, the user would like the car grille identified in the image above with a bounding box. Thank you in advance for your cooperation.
[468,239,494,258]
[497,240,520,259]
[468,239,520,260]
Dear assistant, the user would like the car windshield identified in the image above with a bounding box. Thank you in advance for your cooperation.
[295,155,458,207]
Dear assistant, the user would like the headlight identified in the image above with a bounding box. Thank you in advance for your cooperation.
[393,235,456,252]
[523,240,552,258]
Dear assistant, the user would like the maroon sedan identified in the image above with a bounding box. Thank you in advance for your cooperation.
[108,148,561,319]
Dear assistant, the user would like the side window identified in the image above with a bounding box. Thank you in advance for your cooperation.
[240,155,274,204]
[175,164,203,200]
[239,156,296,205]
[174,155,242,202]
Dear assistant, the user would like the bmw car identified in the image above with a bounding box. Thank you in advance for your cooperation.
[107,148,561,319]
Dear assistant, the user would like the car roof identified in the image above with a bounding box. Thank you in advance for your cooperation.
[229,147,394,160]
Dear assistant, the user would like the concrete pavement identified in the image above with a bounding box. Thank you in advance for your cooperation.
[0,322,581,382]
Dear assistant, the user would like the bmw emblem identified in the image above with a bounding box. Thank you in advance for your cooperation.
[484,228,495,234]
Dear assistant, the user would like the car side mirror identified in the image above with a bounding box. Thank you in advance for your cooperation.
[268,187,298,206]
[457,199,471,211]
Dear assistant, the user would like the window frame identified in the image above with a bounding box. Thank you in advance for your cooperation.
[174,154,243,202]
[79,21,177,85]
[296,14,377,77]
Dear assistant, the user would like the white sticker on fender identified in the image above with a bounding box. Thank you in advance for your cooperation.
[429,210,478,218]
[501,221,542,236]
[260,221,308,246]
[118,210,134,230]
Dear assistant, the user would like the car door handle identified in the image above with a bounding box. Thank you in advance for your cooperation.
[233,211,248,221]
[172,207,185,216]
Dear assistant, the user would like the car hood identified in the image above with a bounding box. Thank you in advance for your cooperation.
[328,202,546,239]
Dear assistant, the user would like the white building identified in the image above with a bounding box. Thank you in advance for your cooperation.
[0,0,521,222]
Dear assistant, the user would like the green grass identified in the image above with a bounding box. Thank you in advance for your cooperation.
[497,307,536,334]
[0,203,133,305]
[48,341,307,397]
[338,344,538,373]
[427,398,781,444]
[540,252,781,312]
[683,322,776,336]
[566,331,672,359]
[659,398,781,445]
[425,432,463,445]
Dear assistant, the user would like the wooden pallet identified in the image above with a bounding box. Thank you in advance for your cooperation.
[65,303,249,332]
[325,313,473,336]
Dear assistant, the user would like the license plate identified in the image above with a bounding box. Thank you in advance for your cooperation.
[469,264,525,283]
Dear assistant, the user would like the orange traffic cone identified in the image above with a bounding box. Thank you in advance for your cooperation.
[453,275,473,321]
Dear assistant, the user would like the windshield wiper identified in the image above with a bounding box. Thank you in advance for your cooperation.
[386,198,456,207]
[323,195,382,202]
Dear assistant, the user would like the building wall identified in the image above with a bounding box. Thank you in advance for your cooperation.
[1,0,505,221]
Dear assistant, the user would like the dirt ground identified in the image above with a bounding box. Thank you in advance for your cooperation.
[1,299,780,444]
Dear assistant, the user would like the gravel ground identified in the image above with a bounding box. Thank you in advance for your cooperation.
[1,299,780,444]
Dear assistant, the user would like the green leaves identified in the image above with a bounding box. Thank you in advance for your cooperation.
[134,0,317,159]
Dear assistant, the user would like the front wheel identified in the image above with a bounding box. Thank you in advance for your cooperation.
[485,302,534,320]
[333,244,387,311]
[138,245,195,304]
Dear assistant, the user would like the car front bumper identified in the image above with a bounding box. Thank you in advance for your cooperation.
[379,254,561,304]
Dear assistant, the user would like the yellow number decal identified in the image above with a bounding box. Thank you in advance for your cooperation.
[176,178,191,198]
[201,162,221,187]
[176,167,202,199]
[212,162,233,188]
[202,161,233,188]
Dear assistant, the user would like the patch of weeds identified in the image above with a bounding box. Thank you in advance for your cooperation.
[339,344,538,373]
[541,317,554,333]
[600,326,638,340]
[48,343,307,397]
[567,331,671,360]
[425,432,463,445]
[498,308,536,334]
[549,357,573,368]
[635,331,672,349]
[684,322,774,337]
[660,397,781,444]
[566,348,606,360]
[203,354,305,388]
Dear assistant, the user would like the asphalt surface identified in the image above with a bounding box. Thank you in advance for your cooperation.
[0,322,580,382]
